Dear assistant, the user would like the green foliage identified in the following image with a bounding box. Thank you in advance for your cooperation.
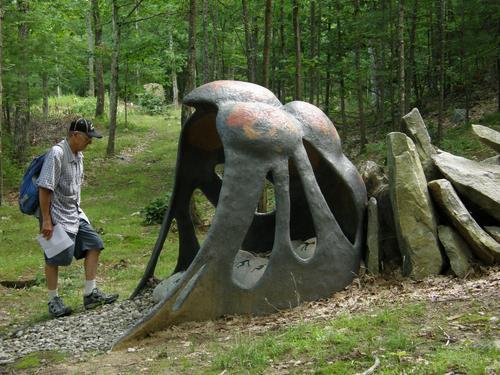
[142,193,171,225]
[138,91,165,115]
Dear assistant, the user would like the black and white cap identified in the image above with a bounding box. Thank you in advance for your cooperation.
[70,118,102,138]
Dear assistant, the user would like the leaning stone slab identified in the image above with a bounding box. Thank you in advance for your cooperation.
[360,160,400,268]
[481,155,500,166]
[428,179,500,264]
[402,108,439,180]
[437,225,473,278]
[387,132,443,279]
[432,151,500,222]
[484,226,500,243]
[366,197,380,275]
[360,160,388,198]
[472,124,500,153]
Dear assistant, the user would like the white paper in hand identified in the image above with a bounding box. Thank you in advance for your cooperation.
[37,224,73,258]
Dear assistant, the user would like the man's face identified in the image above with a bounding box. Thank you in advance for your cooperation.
[75,132,92,151]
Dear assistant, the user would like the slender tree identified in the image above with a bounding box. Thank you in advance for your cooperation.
[107,0,121,157]
[354,0,366,151]
[0,0,3,206]
[181,0,197,126]
[91,0,105,117]
[169,32,179,107]
[408,0,419,109]
[85,10,95,97]
[277,0,286,101]
[262,0,272,88]
[437,0,445,143]
[292,0,302,100]
[202,0,210,83]
[14,0,30,163]
[242,0,256,82]
[397,0,405,128]
[336,0,347,130]
[208,0,219,80]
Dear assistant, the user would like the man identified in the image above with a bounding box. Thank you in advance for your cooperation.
[37,118,118,318]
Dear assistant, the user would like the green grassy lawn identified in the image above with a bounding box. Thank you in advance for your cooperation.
[0,112,182,331]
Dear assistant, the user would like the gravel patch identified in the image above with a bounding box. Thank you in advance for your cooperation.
[0,290,156,364]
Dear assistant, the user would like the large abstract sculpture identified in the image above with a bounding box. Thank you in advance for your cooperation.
[115,81,367,347]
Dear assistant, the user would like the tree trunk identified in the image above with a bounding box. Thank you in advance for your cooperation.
[354,0,366,152]
[208,0,219,80]
[460,0,469,122]
[15,0,30,163]
[106,0,120,157]
[437,0,445,143]
[124,59,128,128]
[0,2,3,206]
[308,0,316,103]
[292,0,302,100]
[242,0,254,82]
[408,0,419,108]
[92,0,105,117]
[85,11,95,97]
[202,0,210,84]
[397,0,405,129]
[262,0,272,88]
[324,14,332,116]
[374,0,387,130]
[278,0,285,101]
[42,72,49,120]
[315,4,321,106]
[336,1,347,131]
[181,0,197,126]
[134,0,141,85]
[169,32,179,107]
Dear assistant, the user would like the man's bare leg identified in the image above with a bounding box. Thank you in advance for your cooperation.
[84,249,100,281]
[45,264,58,292]
[83,249,118,308]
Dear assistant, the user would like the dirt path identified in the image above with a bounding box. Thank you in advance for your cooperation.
[15,266,498,374]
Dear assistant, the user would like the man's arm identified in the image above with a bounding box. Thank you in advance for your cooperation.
[39,187,53,240]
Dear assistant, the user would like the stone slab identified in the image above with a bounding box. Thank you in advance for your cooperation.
[472,124,500,153]
[432,151,500,222]
[428,179,500,264]
[387,132,442,279]
[437,225,473,278]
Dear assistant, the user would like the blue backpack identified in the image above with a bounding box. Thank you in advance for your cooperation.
[18,144,64,215]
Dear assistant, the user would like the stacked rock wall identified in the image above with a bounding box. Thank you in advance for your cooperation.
[363,108,500,279]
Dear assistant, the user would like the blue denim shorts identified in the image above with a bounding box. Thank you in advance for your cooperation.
[44,218,104,266]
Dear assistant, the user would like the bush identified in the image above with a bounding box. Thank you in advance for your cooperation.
[142,193,171,225]
[138,91,165,115]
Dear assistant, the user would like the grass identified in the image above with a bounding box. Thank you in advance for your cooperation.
[207,302,498,374]
[13,351,66,370]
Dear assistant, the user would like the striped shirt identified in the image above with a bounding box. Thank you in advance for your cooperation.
[37,139,89,234]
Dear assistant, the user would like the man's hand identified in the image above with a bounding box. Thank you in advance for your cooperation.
[41,219,54,240]
[39,187,53,240]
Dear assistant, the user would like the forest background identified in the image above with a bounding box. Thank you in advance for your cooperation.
[0,0,499,205]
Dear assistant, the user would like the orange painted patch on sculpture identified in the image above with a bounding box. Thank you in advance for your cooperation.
[226,105,263,140]
[226,104,299,141]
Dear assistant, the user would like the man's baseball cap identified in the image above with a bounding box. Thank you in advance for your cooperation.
[70,118,102,138]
